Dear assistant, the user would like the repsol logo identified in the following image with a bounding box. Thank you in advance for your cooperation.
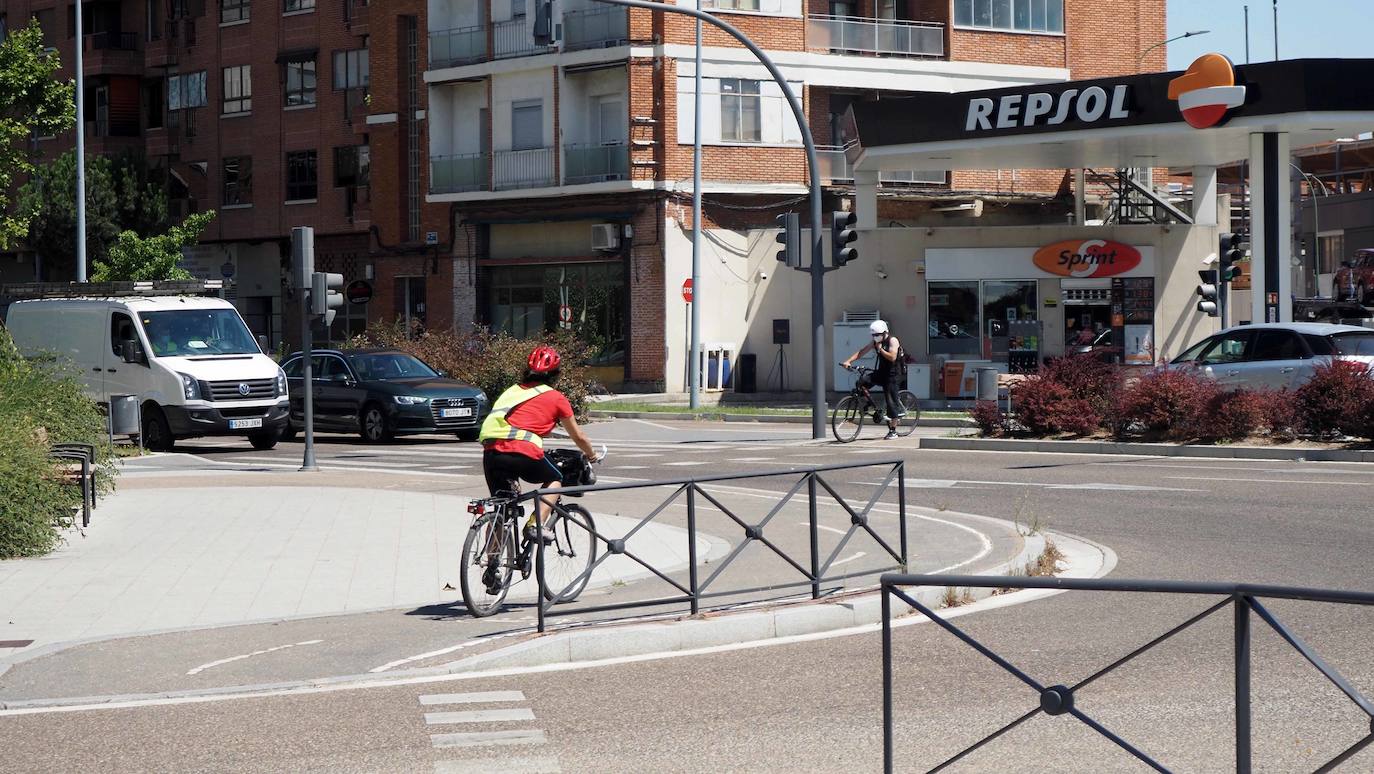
[1033,240,1142,278]
[966,85,1132,132]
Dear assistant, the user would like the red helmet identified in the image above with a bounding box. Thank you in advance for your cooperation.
[527,345,562,374]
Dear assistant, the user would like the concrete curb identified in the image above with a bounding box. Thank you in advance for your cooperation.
[919,436,1374,462]
[590,410,973,428]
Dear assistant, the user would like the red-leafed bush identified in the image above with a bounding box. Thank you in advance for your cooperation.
[1039,355,1123,420]
[1115,367,1219,440]
[1198,388,1267,442]
[1012,377,1100,436]
[1295,360,1374,438]
[1260,389,1301,441]
[968,400,1005,437]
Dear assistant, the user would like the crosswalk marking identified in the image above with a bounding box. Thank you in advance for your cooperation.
[431,730,548,748]
[663,461,709,466]
[433,756,561,774]
[419,691,526,706]
[426,708,536,725]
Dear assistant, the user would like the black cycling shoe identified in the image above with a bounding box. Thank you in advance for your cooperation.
[482,565,501,595]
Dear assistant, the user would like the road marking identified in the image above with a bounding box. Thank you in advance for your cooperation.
[1136,462,1374,476]
[801,522,849,537]
[830,551,868,568]
[371,631,527,673]
[1166,476,1373,486]
[860,479,1198,492]
[433,465,472,470]
[433,756,561,774]
[419,691,526,705]
[630,418,681,432]
[186,640,323,676]
[726,457,773,462]
[612,466,650,470]
[431,730,548,748]
[426,708,536,724]
[663,461,709,466]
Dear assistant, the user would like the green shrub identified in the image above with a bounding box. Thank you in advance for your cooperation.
[0,418,76,557]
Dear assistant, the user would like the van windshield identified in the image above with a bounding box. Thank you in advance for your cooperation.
[140,309,259,357]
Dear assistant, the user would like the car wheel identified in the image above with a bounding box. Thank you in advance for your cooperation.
[360,404,392,443]
[141,405,174,452]
[248,430,280,450]
[456,428,480,442]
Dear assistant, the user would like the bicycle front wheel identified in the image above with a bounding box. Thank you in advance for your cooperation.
[893,391,921,437]
[831,394,865,443]
[460,513,515,617]
[540,504,598,604]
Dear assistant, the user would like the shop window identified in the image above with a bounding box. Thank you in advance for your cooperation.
[720,79,761,143]
[487,263,625,366]
[954,0,1063,33]
[285,149,317,200]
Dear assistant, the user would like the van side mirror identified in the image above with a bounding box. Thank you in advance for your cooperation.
[121,339,144,364]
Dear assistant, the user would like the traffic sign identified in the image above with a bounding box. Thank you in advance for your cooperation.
[559,304,572,323]
[682,278,693,303]
[346,279,373,305]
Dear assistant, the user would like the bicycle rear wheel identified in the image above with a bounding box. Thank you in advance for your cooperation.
[831,394,865,443]
[893,391,921,437]
[540,503,598,604]
[460,512,515,617]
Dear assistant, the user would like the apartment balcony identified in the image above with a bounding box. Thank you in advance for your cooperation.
[494,147,557,190]
[564,143,629,184]
[806,16,944,58]
[429,25,488,69]
[431,153,491,194]
[562,6,629,51]
[82,31,144,76]
[493,18,554,60]
[818,146,944,185]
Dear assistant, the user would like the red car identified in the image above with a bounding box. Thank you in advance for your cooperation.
[1334,249,1374,304]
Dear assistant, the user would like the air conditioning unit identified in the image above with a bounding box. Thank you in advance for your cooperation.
[590,223,620,251]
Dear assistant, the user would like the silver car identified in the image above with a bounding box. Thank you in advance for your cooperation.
[1169,323,1374,390]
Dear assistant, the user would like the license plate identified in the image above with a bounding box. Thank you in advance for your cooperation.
[441,408,473,418]
[229,418,263,429]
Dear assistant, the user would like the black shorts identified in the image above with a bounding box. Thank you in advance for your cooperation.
[483,448,562,496]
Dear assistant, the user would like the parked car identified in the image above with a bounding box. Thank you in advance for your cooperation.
[1169,323,1374,390]
[280,349,489,442]
[1334,249,1374,304]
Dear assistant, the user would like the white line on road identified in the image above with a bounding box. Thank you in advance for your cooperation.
[431,730,548,748]
[370,632,527,673]
[426,708,536,724]
[726,457,774,462]
[433,465,472,470]
[1166,476,1373,486]
[433,756,561,774]
[419,691,526,705]
[663,461,710,466]
[185,640,323,676]
[630,418,682,432]
[830,551,868,568]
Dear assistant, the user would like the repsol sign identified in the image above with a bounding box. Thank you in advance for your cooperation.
[966,85,1132,132]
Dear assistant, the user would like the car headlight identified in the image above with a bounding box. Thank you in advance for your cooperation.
[476,392,488,405]
[394,395,429,405]
[276,369,288,397]
[177,372,201,400]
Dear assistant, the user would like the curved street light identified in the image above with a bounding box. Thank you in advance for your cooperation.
[1138,30,1211,68]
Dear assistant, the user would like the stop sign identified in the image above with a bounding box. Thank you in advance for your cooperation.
[681,278,693,303]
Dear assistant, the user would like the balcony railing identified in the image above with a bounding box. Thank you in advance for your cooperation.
[493,147,556,190]
[564,142,630,184]
[431,153,490,194]
[493,18,553,59]
[84,31,140,51]
[562,6,629,51]
[429,25,487,68]
[807,15,944,58]
[818,145,945,186]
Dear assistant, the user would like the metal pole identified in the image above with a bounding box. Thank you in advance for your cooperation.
[1235,595,1252,773]
[535,502,547,633]
[882,584,895,774]
[293,227,319,472]
[1244,6,1250,64]
[689,17,702,409]
[74,0,87,282]
[807,472,820,599]
[587,0,827,438]
[897,461,908,570]
[1272,0,1278,61]
[686,483,699,615]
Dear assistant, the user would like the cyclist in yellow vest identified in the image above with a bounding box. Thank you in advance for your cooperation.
[479,345,600,542]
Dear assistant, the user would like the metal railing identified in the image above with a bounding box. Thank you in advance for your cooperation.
[563,5,630,50]
[430,153,490,194]
[564,142,630,184]
[523,459,909,632]
[880,575,1374,773]
[493,147,556,190]
[818,145,945,186]
[807,15,944,58]
[429,25,487,68]
[493,18,553,59]
[85,31,140,51]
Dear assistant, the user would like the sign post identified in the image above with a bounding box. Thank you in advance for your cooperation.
[681,278,694,303]
[292,226,319,472]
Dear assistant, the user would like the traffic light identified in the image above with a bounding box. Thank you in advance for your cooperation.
[532,0,554,45]
[831,210,858,267]
[1221,232,1246,282]
[1197,268,1219,317]
[775,212,801,268]
[311,271,344,326]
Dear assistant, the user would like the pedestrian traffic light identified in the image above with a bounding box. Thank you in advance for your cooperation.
[831,210,858,267]
[532,0,554,45]
[311,271,345,326]
[1197,268,1219,317]
[775,212,801,268]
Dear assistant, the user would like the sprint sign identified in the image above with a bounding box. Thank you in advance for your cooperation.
[1033,239,1142,278]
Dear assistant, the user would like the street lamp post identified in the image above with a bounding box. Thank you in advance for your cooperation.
[1137,29,1211,69]
[1291,164,1330,298]
[74,0,88,282]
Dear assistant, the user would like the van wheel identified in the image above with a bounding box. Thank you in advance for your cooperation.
[249,431,280,450]
[360,404,392,443]
[142,406,174,452]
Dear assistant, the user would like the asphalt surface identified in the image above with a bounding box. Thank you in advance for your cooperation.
[5,419,1374,771]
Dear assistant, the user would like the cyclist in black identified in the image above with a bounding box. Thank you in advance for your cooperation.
[842,319,905,440]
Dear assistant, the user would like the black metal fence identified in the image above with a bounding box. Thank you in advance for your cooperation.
[880,574,1374,773]
[518,459,909,633]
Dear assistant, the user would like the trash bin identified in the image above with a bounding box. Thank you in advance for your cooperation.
[110,394,140,436]
[736,353,757,394]
[974,368,999,402]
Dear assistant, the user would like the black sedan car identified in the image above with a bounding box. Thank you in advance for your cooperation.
[280,349,489,442]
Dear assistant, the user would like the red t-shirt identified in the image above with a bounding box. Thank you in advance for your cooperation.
[487,385,574,460]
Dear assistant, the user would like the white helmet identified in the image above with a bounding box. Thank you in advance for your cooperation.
[869,320,889,336]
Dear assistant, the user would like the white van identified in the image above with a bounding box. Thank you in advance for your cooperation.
[6,293,289,451]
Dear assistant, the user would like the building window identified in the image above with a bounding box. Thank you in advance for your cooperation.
[1,14,8,42]
[1319,232,1345,276]
[720,79,761,143]
[704,0,761,10]
[487,264,625,366]
[33,9,57,48]
[285,150,317,200]
[221,0,249,23]
[331,49,369,90]
[223,156,252,205]
[511,100,543,151]
[284,0,315,12]
[334,145,369,187]
[954,0,1064,33]
[510,0,526,18]
[284,58,316,106]
[168,71,208,111]
[222,65,251,114]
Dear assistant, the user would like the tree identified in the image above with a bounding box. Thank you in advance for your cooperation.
[0,22,76,250]
[92,211,216,282]
[19,151,168,280]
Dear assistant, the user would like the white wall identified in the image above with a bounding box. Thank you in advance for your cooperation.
[428,82,486,157]
[675,76,803,146]
[491,71,554,151]
[677,0,804,17]
[429,0,483,32]
[560,68,627,147]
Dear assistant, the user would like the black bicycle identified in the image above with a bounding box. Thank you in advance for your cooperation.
[831,364,920,443]
[459,447,603,617]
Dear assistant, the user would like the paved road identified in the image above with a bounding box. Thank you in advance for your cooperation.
[6,425,1374,771]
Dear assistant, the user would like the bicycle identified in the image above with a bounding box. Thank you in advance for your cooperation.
[831,364,920,443]
[459,447,605,617]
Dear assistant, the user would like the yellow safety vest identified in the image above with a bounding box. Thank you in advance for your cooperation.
[478,384,554,448]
